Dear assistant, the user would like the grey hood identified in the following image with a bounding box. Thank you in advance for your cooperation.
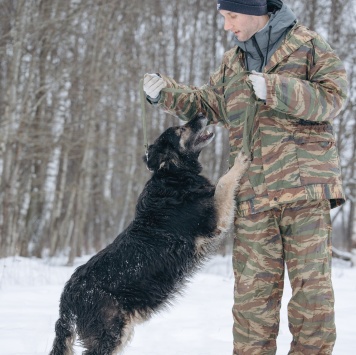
[234,1,297,72]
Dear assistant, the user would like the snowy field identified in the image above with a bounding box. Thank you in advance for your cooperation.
[0,255,355,355]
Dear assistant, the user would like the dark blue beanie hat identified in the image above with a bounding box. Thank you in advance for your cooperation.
[217,0,268,16]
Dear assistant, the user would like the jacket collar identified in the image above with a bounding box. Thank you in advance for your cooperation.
[264,23,316,72]
[222,23,316,75]
[234,2,297,72]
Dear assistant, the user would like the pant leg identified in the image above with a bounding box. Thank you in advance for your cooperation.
[280,200,335,355]
[232,210,284,355]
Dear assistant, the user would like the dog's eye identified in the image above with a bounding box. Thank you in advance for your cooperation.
[180,127,186,132]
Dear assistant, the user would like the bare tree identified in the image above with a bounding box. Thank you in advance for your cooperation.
[0,0,354,260]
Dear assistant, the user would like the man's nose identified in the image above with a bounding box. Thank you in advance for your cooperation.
[224,19,233,31]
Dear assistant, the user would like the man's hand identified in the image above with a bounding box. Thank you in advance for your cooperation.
[143,73,167,99]
[248,71,267,100]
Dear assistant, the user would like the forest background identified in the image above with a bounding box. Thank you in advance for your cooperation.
[0,0,355,265]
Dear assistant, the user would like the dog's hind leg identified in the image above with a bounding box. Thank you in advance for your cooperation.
[113,311,147,353]
[81,311,129,355]
[112,322,135,354]
[49,313,75,355]
[214,150,250,233]
[82,319,124,355]
[80,305,142,354]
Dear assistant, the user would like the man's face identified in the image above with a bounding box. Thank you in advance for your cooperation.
[219,10,262,42]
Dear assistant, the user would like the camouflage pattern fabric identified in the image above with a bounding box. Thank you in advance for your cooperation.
[233,200,335,355]
[155,24,348,214]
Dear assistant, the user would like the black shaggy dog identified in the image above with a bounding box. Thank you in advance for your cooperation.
[50,113,250,355]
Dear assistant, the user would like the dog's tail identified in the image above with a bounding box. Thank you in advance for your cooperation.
[49,310,75,355]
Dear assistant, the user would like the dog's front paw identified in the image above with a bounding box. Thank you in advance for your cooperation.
[234,150,251,171]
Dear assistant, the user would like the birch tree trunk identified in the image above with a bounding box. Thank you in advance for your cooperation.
[0,0,354,258]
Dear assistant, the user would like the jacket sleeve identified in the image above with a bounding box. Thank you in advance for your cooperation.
[153,68,227,125]
[264,36,348,123]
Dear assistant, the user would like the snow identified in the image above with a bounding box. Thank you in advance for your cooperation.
[0,256,355,355]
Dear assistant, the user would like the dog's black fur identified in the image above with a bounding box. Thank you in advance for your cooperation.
[50,114,249,355]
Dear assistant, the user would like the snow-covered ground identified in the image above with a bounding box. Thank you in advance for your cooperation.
[0,255,355,355]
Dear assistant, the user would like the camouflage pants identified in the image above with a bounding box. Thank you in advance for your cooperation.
[232,200,335,355]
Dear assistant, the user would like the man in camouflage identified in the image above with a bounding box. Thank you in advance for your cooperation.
[143,0,348,353]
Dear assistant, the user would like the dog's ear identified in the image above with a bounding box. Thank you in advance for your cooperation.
[143,143,180,173]
[143,143,160,172]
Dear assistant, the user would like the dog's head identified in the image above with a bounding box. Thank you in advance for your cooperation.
[144,113,215,173]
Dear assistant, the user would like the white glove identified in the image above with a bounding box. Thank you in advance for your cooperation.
[143,73,167,99]
[248,70,267,100]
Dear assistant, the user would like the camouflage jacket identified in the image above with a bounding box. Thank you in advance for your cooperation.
[155,24,348,216]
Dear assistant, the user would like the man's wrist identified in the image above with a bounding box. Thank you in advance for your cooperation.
[146,93,161,104]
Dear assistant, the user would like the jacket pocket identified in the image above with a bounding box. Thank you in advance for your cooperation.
[295,129,341,185]
[260,129,302,190]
